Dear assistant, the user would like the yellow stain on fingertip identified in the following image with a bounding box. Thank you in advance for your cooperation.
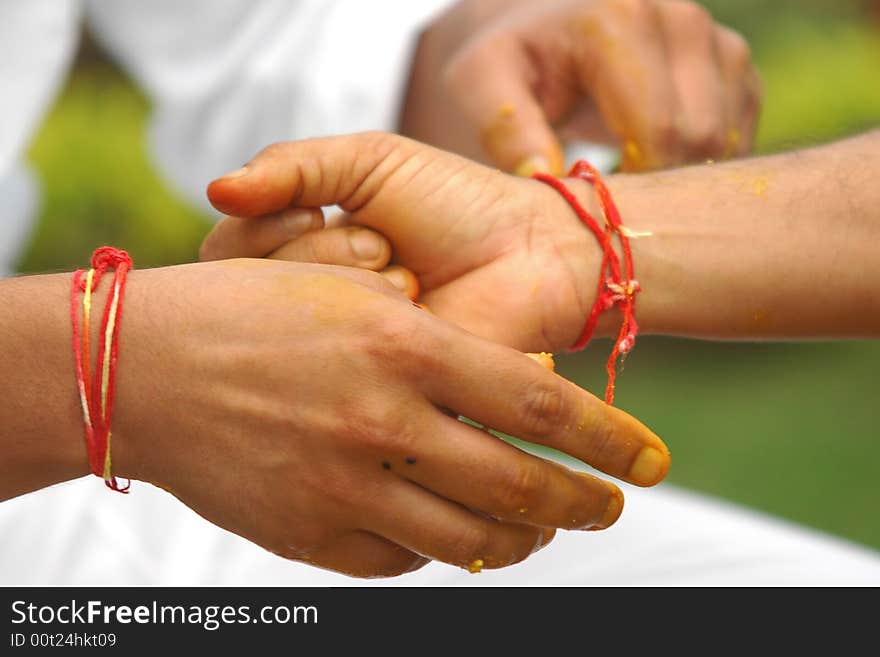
[628,446,670,486]
[514,154,551,177]
[622,139,647,172]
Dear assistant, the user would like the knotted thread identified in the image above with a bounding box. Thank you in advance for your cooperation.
[533,161,640,405]
[70,246,133,492]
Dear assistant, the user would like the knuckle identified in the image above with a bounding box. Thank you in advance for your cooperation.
[259,140,291,161]
[585,418,619,465]
[356,130,403,163]
[520,379,569,438]
[651,114,683,150]
[275,523,334,561]
[446,524,492,565]
[720,29,753,68]
[365,310,446,373]
[492,462,548,514]
[364,305,417,347]
[610,0,648,14]
[673,1,713,30]
[609,0,655,24]
[344,402,413,454]
[688,123,727,157]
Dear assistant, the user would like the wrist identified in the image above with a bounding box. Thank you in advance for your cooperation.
[0,273,90,499]
[104,267,166,486]
[535,174,635,349]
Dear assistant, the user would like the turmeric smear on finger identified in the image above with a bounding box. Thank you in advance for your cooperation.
[526,351,555,372]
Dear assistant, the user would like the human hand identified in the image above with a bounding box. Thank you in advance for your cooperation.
[400,0,761,173]
[111,259,669,578]
[203,132,611,354]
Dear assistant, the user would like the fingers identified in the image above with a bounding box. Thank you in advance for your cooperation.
[380,265,420,301]
[267,229,418,296]
[657,1,728,160]
[422,327,670,487]
[577,0,759,168]
[580,0,684,170]
[363,478,548,571]
[390,409,623,531]
[268,226,392,272]
[444,32,565,176]
[200,207,323,261]
[207,132,421,218]
[306,530,429,579]
[715,26,762,157]
[654,2,761,160]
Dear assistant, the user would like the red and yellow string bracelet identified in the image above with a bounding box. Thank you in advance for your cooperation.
[70,247,133,493]
[533,160,641,405]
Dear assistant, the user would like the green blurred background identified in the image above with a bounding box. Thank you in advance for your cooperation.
[15,2,880,549]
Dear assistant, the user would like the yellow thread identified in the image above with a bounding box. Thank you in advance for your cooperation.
[77,269,95,430]
[83,269,94,336]
[100,277,123,482]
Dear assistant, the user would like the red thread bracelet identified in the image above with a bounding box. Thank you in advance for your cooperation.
[533,161,640,405]
[71,247,133,492]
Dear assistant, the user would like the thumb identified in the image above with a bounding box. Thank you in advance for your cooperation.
[445,33,565,177]
[207,132,423,218]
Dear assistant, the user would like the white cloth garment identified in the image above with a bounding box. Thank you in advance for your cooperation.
[2,465,879,586]
[0,0,878,586]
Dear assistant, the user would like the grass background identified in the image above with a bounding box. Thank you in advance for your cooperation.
[15,2,880,549]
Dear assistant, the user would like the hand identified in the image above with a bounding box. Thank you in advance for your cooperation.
[203,132,608,354]
[400,0,762,173]
[109,259,669,578]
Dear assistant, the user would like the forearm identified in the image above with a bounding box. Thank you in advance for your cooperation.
[578,130,880,339]
[0,273,89,500]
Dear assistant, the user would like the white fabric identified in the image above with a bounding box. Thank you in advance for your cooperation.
[0,0,81,179]
[0,0,451,273]
[0,164,39,276]
[85,0,451,213]
[2,462,878,586]
[0,0,878,586]
[0,0,80,274]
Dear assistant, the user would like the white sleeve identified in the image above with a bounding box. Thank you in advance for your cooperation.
[85,0,454,213]
[0,0,81,274]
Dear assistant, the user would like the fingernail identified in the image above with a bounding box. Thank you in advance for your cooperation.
[588,485,624,531]
[514,154,550,177]
[383,266,419,300]
[382,267,408,292]
[348,229,383,260]
[218,166,249,180]
[281,210,318,237]
[628,446,670,486]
